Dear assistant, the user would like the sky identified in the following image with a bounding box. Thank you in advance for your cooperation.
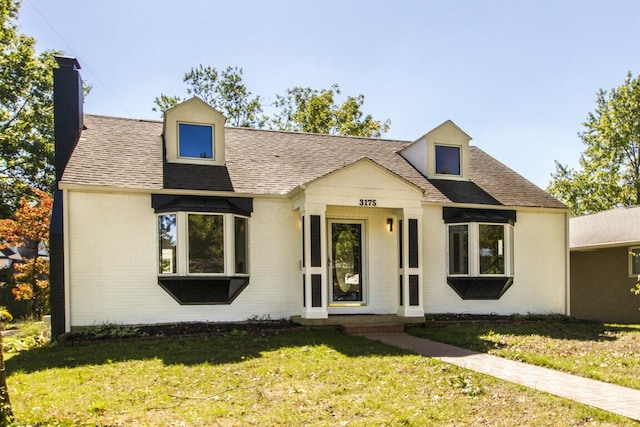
[17,0,640,190]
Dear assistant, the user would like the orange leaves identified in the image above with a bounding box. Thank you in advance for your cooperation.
[0,189,51,315]
[0,188,51,249]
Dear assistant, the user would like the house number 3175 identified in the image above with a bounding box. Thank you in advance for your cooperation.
[359,199,377,206]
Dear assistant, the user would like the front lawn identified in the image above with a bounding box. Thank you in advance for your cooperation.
[4,326,634,426]
[408,317,640,389]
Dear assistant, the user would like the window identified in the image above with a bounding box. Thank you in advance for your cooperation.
[158,214,177,274]
[158,212,248,276]
[188,214,224,274]
[448,224,468,274]
[479,224,504,275]
[447,223,513,277]
[630,247,640,276]
[178,123,214,159]
[435,145,461,175]
[235,217,248,274]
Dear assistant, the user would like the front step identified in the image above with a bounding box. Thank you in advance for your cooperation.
[342,323,405,335]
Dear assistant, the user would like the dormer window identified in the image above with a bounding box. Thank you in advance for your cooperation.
[398,120,471,181]
[178,123,214,159]
[435,145,461,176]
[163,97,226,166]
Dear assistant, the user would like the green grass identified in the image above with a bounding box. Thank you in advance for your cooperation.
[408,319,640,389]
[4,326,635,426]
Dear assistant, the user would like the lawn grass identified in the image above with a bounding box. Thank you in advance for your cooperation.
[407,318,640,390]
[5,327,635,426]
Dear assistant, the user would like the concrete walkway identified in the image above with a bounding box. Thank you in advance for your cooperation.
[361,332,640,422]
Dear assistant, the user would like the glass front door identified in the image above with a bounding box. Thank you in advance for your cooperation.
[329,221,365,305]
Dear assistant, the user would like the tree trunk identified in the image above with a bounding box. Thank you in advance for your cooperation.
[0,324,13,424]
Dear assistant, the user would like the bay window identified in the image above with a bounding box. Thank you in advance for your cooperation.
[158,212,249,277]
[447,222,513,277]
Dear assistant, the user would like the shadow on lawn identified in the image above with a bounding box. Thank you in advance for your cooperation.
[6,328,409,374]
[408,319,639,353]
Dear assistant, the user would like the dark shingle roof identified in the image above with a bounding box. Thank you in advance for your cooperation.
[61,114,566,209]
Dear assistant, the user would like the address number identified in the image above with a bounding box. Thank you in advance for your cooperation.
[359,199,377,206]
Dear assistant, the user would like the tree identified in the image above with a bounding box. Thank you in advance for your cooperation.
[548,72,640,215]
[0,0,59,217]
[0,308,12,424]
[155,66,391,138]
[271,84,391,138]
[153,65,266,128]
[0,188,52,319]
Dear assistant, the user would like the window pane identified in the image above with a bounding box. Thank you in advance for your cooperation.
[235,217,248,274]
[188,214,224,273]
[158,214,177,274]
[479,224,505,275]
[179,123,213,159]
[632,248,640,275]
[449,224,468,274]
[435,145,461,175]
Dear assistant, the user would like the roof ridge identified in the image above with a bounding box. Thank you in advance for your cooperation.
[84,113,162,124]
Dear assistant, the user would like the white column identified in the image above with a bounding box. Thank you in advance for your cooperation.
[397,207,424,318]
[301,203,328,319]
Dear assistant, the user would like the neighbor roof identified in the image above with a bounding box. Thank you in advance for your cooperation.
[570,206,640,250]
[60,114,566,209]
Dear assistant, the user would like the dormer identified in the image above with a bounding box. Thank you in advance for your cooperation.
[399,120,471,181]
[163,97,227,166]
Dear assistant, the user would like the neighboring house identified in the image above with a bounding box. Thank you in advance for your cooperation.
[49,57,570,336]
[0,246,22,271]
[570,206,640,323]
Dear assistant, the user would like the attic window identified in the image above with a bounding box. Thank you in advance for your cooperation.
[178,123,214,159]
[435,145,460,175]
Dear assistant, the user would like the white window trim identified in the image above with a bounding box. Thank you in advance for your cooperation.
[158,211,249,277]
[434,143,463,178]
[177,122,216,162]
[446,222,514,277]
[629,246,640,277]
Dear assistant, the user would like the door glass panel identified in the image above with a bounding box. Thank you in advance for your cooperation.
[331,222,363,302]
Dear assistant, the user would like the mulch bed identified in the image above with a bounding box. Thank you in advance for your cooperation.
[57,321,304,346]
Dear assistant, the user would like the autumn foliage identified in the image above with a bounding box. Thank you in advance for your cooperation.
[0,188,51,318]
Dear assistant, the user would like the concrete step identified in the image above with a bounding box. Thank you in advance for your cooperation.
[342,323,405,335]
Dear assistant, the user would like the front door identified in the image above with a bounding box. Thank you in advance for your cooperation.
[329,220,366,306]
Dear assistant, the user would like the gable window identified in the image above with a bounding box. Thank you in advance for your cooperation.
[630,247,640,276]
[158,212,248,277]
[435,145,461,175]
[178,123,214,159]
[447,222,513,277]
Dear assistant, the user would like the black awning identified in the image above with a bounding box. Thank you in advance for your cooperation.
[152,194,253,216]
[443,207,516,224]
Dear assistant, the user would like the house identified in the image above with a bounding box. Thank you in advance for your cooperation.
[49,57,570,337]
[0,246,22,271]
[570,206,640,323]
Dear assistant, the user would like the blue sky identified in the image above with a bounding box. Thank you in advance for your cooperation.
[19,0,640,189]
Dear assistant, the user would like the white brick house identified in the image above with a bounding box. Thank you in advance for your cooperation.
[50,57,569,335]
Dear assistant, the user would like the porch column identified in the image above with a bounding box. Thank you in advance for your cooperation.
[301,203,328,319]
[397,207,424,318]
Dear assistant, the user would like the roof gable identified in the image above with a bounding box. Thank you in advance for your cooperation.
[399,120,472,180]
[163,97,227,166]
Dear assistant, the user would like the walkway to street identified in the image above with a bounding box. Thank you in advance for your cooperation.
[360,332,640,422]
